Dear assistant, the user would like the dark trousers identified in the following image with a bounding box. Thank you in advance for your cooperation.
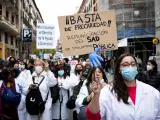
[73,110,78,120]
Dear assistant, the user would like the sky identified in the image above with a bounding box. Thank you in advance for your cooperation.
[35,0,82,42]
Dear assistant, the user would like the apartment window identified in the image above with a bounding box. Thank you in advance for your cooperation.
[16,40,18,47]
[11,35,13,45]
[16,15,18,25]
[12,15,14,23]
[5,32,8,44]
[6,11,9,19]
[0,4,2,15]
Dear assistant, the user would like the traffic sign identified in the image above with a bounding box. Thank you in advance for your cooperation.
[22,28,33,42]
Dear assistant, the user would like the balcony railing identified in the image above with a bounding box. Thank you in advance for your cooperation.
[0,15,19,29]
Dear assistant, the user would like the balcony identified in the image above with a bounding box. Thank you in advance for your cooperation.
[0,15,19,35]
[28,11,33,19]
[2,0,18,14]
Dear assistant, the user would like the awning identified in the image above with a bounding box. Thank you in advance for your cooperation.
[118,38,128,47]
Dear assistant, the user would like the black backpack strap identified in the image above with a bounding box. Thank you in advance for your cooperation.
[38,76,45,87]
[45,91,49,102]
[86,84,91,95]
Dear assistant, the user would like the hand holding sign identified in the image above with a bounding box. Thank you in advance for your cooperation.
[89,47,104,68]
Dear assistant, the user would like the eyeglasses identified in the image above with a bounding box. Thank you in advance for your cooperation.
[120,62,137,68]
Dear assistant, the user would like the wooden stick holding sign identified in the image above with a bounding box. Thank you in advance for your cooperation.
[58,10,118,57]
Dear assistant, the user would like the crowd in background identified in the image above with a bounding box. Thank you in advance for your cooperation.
[0,54,159,120]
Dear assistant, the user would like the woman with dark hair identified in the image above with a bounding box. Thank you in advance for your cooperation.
[0,62,19,120]
[86,54,160,120]
[18,62,32,84]
[138,60,160,90]
[52,64,73,120]
[76,66,108,120]
[8,57,16,67]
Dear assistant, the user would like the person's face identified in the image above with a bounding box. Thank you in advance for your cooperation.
[10,58,15,62]
[85,59,90,66]
[27,63,33,68]
[119,56,136,72]
[94,68,103,81]
[76,65,83,70]
[34,61,43,68]
[14,64,19,68]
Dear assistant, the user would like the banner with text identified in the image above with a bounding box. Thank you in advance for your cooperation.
[36,23,55,49]
[58,10,118,57]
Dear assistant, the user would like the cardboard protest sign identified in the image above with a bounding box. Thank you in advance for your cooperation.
[58,10,118,57]
[36,23,55,49]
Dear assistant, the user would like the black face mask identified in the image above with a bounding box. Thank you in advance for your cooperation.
[76,69,82,75]
[13,68,20,78]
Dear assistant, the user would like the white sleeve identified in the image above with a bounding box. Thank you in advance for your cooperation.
[46,71,57,87]
[68,74,80,88]
[75,85,89,108]
[22,76,32,95]
[155,92,160,119]
[60,77,73,90]
[99,89,107,119]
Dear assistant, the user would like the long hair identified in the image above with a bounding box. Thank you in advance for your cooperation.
[56,64,67,79]
[148,60,157,73]
[111,53,137,104]
[74,63,83,76]
[86,66,108,87]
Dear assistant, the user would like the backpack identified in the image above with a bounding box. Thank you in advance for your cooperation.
[1,82,21,106]
[66,79,84,109]
[26,76,49,115]
[50,85,60,103]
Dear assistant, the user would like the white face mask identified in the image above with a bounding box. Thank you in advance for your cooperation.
[147,65,153,71]
[100,79,105,85]
[35,66,43,74]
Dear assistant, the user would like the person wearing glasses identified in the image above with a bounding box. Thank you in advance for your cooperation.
[86,53,160,120]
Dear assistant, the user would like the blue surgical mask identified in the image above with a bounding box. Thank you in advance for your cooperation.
[58,70,64,76]
[21,65,25,70]
[121,66,138,81]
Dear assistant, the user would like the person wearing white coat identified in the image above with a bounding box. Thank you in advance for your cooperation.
[23,59,57,120]
[52,64,74,120]
[14,62,32,120]
[68,63,84,120]
[87,54,160,120]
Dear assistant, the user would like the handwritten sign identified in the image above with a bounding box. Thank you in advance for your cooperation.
[36,23,55,49]
[68,60,78,73]
[58,10,118,57]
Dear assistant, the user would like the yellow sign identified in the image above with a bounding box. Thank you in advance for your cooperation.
[152,38,159,45]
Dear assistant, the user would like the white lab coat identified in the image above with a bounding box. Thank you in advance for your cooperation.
[99,80,160,120]
[23,70,57,120]
[52,77,73,120]
[75,84,90,113]
[69,74,83,113]
[15,75,28,120]
[19,69,32,81]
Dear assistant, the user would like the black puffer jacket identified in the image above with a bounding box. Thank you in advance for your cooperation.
[137,71,160,91]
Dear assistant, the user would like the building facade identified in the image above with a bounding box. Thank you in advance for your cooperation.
[155,0,160,55]
[0,0,43,60]
[79,0,156,61]
[20,0,43,59]
[0,0,20,60]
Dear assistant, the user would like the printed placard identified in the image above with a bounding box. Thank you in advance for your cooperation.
[36,23,55,49]
[58,10,118,57]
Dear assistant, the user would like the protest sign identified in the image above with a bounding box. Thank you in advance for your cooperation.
[36,23,55,49]
[68,60,78,73]
[58,10,118,57]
